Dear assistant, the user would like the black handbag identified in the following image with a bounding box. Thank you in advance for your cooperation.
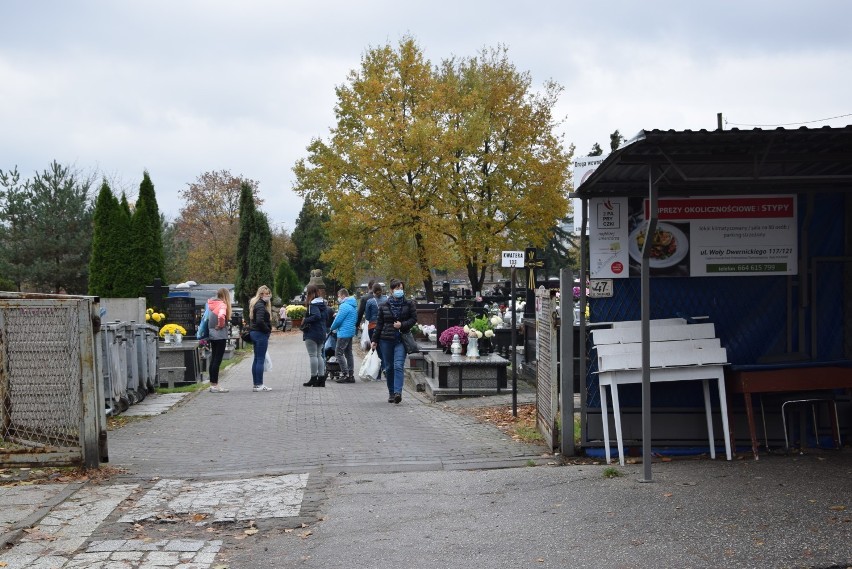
[299,319,310,331]
[240,329,253,344]
[401,331,419,354]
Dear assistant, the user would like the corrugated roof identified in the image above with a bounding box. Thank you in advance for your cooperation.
[575,126,852,198]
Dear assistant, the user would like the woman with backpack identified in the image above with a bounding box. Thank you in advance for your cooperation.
[207,288,232,393]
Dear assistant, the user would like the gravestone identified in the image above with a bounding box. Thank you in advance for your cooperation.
[436,307,467,348]
[145,278,170,311]
[435,306,487,349]
[415,303,440,329]
[165,296,197,337]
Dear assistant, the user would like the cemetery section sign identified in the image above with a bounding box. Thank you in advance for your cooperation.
[501,250,525,268]
[589,194,798,278]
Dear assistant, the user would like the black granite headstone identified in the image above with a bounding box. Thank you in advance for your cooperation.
[165,296,197,337]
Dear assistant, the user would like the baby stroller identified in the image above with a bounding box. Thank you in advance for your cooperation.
[323,331,344,382]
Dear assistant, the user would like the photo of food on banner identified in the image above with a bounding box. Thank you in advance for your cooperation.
[627,197,691,277]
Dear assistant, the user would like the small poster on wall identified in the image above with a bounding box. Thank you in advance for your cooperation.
[589,194,798,278]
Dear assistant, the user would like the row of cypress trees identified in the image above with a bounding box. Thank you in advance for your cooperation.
[90,175,277,308]
[88,172,164,299]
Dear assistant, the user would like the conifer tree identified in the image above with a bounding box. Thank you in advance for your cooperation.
[248,212,274,300]
[234,182,256,308]
[130,172,165,297]
[274,259,300,304]
[88,181,120,296]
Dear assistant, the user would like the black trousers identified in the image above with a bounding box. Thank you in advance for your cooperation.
[209,339,227,384]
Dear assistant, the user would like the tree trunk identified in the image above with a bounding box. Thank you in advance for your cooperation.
[465,263,487,295]
[422,275,435,302]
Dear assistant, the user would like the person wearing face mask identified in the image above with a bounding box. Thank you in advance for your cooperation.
[248,285,273,392]
[329,288,358,383]
[371,278,417,404]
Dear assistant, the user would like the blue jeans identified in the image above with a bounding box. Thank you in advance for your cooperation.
[305,339,325,377]
[250,331,269,386]
[379,339,406,395]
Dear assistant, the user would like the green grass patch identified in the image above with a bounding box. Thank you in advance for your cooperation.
[574,413,581,445]
[514,424,545,444]
[155,383,206,394]
[525,459,537,467]
[602,466,622,479]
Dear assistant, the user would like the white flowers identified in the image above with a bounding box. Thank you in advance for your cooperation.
[462,325,484,339]
[484,329,494,338]
[490,315,503,328]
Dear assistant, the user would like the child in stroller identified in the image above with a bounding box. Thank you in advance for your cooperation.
[323,331,344,383]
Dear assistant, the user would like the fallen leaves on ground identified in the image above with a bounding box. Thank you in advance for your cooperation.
[0,465,128,486]
[453,404,537,440]
[22,528,57,541]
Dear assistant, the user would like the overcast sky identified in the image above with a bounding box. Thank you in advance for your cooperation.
[2,0,850,232]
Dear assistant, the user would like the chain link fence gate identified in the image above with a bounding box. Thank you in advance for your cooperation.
[535,288,559,450]
[0,293,106,468]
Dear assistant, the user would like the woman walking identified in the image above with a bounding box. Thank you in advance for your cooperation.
[301,284,329,387]
[371,278,417,403]
[248,285,273,392]
[207,288,232,393]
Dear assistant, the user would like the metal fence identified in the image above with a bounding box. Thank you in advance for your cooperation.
[535,288,558,450]
[100,321,160,414]
[0,293,106,468]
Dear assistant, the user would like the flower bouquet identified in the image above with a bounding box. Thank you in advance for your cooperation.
[159,323,187,338]
[420,324,437,341]
[439,325,468,348]
[285,304,307,319]
[145,307,166,327]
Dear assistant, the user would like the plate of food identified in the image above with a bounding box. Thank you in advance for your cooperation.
[628,222,689,269]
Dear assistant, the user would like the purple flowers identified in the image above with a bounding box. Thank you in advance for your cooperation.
[439,325,468,346]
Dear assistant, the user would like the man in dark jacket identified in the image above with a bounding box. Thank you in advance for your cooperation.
[355,280,374,330]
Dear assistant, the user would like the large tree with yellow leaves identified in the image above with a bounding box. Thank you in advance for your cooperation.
[293,38,571,299]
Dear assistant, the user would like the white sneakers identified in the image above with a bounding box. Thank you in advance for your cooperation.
[209,385,229,393]
[252,385,272,392]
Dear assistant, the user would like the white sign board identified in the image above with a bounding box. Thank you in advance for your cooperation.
[571,154,607,233]
[588,194,798,278]
[588,279,613,298]
[501,251,525,268]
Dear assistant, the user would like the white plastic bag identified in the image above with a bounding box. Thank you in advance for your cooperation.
[359,349,381,381]
[360,321,371,351]
[264,351,273,372]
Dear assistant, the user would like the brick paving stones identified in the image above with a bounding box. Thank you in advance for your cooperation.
[105,332,549,479]
[0,332,549,568]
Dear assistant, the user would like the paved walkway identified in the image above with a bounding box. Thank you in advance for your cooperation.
[106,331,548,479]
[3,332,851,568]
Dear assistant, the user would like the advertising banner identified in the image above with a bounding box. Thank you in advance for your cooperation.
[571,155,607,233]
[589,195,798,278]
